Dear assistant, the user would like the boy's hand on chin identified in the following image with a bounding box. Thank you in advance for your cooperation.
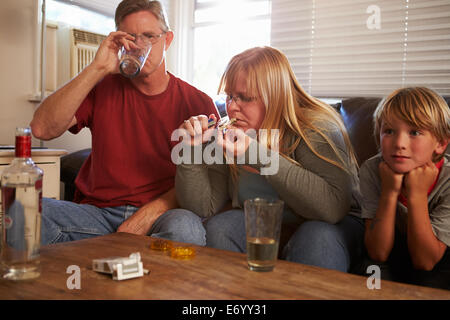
[404,162,438,198]
[379,161,404,195]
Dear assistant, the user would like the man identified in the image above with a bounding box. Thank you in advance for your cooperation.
[30,0,217,245]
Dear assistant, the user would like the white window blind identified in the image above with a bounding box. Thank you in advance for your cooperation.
[271,0,450,98]
[406,0,450,96]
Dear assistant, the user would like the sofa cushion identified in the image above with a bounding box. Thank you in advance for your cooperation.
[338,97,382,166]
[59,96,449,201]
[60,148,91,201]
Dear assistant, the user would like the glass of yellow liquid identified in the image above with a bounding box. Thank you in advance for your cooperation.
[244,198,284,272]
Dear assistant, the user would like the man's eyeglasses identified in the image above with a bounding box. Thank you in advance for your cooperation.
[128,32,166,45]
[226,94,256,107]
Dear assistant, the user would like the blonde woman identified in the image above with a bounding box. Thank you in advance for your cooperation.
[173,46,364,272]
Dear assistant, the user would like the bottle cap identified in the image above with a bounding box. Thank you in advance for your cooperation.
[150,238,173,251]
[15,127,31,158]
[170,246,196,260]
[218,117,236,133]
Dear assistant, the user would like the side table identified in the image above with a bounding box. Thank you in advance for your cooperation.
[0,148,67,200]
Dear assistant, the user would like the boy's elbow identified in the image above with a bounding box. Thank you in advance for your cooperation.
[409,245,444,271]
[411,258,437,271]
[415,263,435,272]
[368,251,389,263]
[365,238,390,262]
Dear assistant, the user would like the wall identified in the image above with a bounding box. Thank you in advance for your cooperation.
[41,21,92,154]
[0,0,40,147]
[0,0,91,153]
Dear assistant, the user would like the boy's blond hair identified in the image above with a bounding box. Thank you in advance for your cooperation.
[373,87,450,162]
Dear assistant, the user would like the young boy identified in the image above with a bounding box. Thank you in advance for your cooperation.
[360,87,450,290]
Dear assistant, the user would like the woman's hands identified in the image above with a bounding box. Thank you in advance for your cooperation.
[179,114,217,146]
[217,127,253,159]
[179,114,254,158]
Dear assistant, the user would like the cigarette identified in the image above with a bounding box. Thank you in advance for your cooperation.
[206,117,236,133]
[218,118,236,132]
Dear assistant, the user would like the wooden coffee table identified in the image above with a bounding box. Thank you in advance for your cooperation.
[0,232,448,299]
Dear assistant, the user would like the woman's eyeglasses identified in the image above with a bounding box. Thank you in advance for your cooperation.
[226,94,256,107]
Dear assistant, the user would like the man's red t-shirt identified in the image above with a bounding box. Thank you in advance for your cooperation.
[69,73,218,208]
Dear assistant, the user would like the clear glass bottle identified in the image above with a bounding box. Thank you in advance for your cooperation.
[1,127,43,280]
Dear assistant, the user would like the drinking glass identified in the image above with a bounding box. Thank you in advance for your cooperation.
[244,198,284,272]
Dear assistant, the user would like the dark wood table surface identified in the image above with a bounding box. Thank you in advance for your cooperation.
[0,232,449,300]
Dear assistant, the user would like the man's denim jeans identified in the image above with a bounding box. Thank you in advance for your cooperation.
[41,198,206,246]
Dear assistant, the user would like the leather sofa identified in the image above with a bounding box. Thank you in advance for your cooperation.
[60,96,450,201]
[60,148,91,201]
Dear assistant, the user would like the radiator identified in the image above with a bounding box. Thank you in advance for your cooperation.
[70,28,106,77]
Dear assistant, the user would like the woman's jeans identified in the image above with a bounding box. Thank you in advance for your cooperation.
[204,209,365,273]
[41,198,206,246]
